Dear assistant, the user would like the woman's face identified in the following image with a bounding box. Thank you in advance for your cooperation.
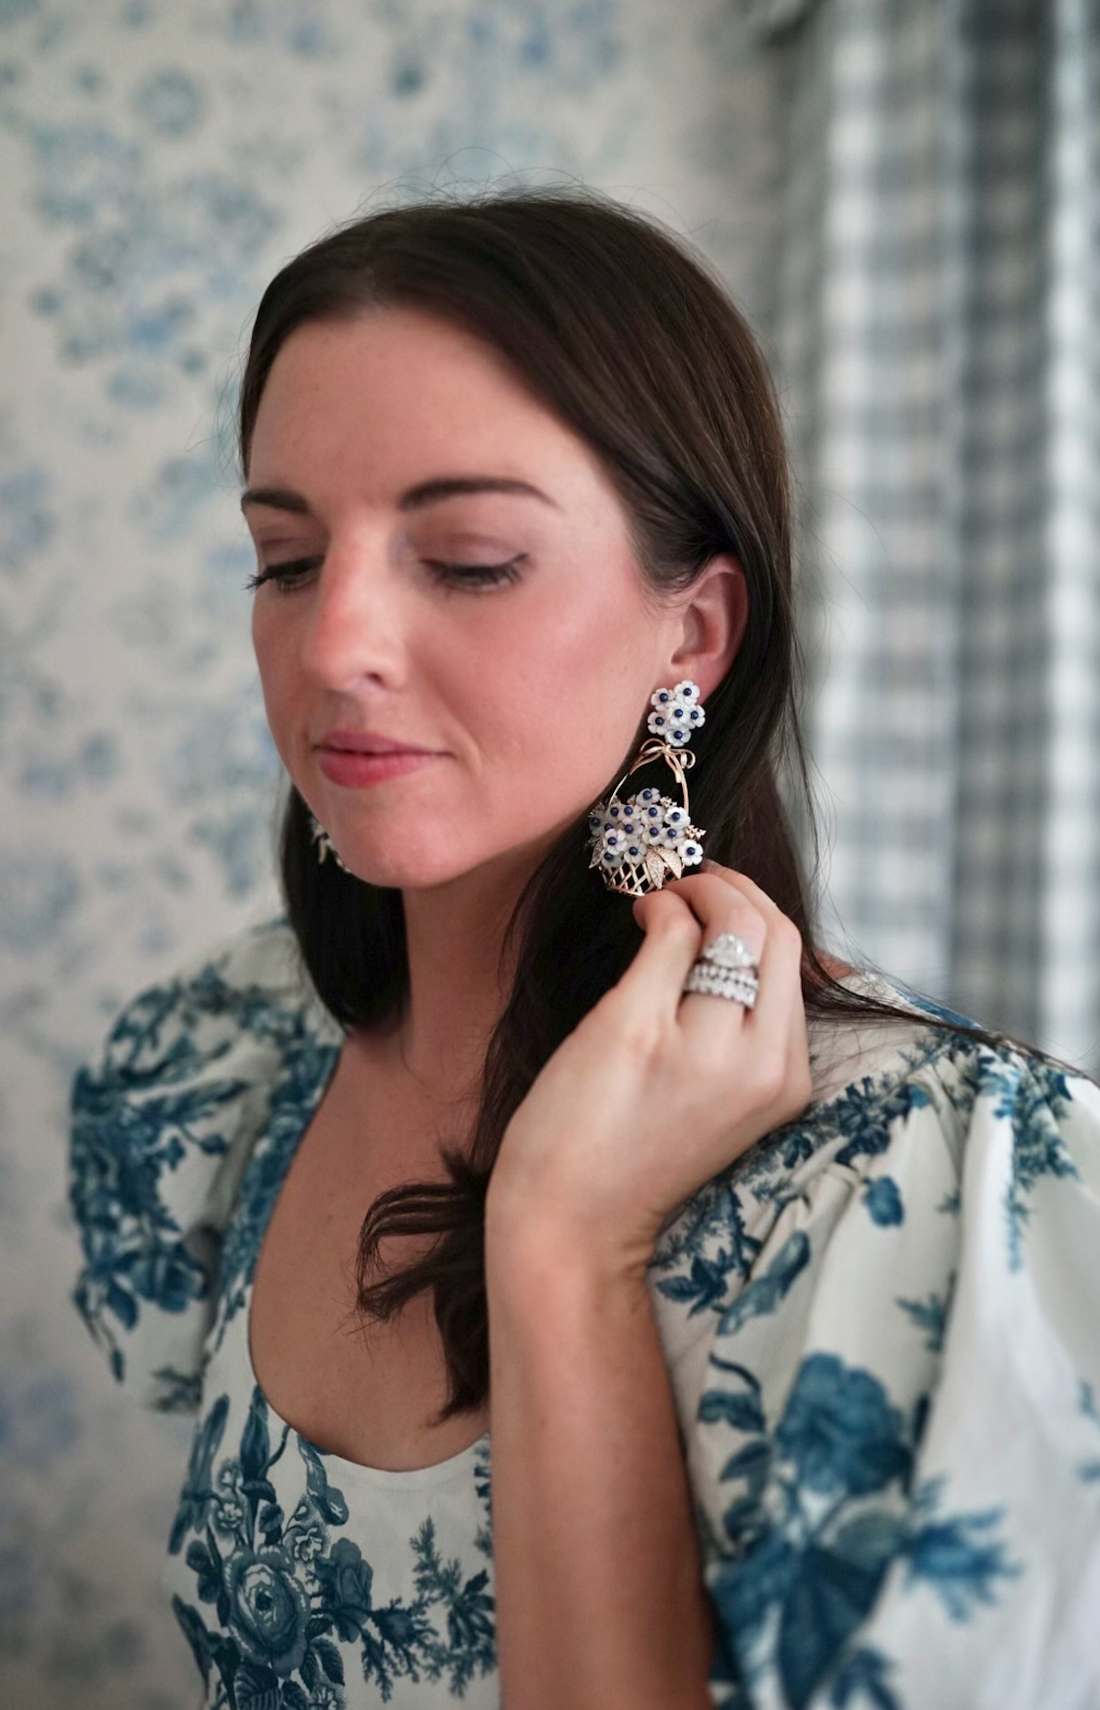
[245,308,710,895]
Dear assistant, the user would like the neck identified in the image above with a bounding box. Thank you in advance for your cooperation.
[394,849,537,1104]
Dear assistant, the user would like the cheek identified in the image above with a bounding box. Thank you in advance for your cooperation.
[476,587,653,787]
[251,610,296,753]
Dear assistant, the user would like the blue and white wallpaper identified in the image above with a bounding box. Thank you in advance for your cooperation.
[0,2,783,1704]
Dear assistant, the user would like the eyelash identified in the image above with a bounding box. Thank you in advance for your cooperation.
[245,556,527,594]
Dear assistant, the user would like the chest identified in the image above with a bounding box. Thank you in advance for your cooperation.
[248,1040,489,1472]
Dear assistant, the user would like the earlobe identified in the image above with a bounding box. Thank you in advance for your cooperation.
[668,554,748,697]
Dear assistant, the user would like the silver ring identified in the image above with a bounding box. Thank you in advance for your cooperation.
[700,933,758,972]
[681,933,760,1007]
[682,962,759,1007]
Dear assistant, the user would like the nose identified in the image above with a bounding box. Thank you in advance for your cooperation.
[298,535,406,691]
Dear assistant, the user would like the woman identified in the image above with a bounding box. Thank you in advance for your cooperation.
[70,190,1100,1710]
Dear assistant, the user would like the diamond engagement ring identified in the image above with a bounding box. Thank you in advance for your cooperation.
[682,932,760,1008]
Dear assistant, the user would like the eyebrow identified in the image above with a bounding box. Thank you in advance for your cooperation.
[240,476,560,514]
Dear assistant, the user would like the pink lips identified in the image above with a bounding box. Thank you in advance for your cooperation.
[316,729,440,788]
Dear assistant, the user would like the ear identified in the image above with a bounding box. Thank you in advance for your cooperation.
[663,554,748,699]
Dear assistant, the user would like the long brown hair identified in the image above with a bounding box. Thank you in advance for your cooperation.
[240,188,937,1414]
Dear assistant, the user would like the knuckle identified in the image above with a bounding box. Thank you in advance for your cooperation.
[733,1036,783,1102]
[752,1046,788,1103]
[603,991,665,1063]
[675,871,725,902]
[777,915,804,955]
[716,899,766,957]
[657,908,704,956]
[619,1015,666,1066]
[727,898,766,935]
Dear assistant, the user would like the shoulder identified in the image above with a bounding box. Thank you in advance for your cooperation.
[656,982,1100,1703]
[81,916,335,1059]
[71,917,342,1210]
[732,968,1095,1213]
[798,975,1100,1243]
[652,973,1099,1326]
[73,917,342,1127]
[69,919,343,1409]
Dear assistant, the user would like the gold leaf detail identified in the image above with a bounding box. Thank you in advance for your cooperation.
[644,848,668,887]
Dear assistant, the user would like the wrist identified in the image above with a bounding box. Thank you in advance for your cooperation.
[485,1185,657,1299]
[484,1215,661,1405]
[487,1232,654,1305]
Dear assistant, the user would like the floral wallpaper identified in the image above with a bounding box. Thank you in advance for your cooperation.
[0,1,783,1704]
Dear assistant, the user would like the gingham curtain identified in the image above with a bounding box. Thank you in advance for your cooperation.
[751,0,1100,1071]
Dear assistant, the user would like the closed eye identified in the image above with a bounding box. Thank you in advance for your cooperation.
[245,553,528,595]
[425,555,526,590]
[245,557,321,593]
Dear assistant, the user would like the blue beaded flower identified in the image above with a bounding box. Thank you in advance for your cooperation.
[647,681,706,742]
[589,681,707,894]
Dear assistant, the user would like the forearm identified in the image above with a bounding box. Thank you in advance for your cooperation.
[485,1215,715,1710]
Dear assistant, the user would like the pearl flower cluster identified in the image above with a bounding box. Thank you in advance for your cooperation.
[588,790,705,878]
[588,684,707,894]
[646,679,705,746]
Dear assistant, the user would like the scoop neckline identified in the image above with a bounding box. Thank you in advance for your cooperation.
[239,1038,490,1489]
[240,1311,490,1491]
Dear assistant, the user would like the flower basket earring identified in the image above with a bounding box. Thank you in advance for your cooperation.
[587,680,706,896]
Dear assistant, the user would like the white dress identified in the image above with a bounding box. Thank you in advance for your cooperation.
[70,919,1100,1708]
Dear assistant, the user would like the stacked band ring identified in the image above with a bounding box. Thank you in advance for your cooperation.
[682,932,760,1008]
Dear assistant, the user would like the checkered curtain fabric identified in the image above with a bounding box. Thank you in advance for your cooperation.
[757,0,1100,1070]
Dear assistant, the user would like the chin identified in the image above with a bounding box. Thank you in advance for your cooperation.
[333,823,563,895]
[332,836,494,893]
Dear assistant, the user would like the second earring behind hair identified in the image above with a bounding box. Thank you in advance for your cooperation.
[587,680,707,897]
[309,812,349,872]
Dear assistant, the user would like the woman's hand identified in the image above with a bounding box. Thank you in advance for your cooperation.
[486,862,813,1707]
[487,860,813,1275]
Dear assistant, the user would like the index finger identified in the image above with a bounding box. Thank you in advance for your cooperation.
[672,864,805,1033]
[696,860,785,924]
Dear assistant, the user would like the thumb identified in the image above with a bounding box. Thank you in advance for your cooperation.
[632,893,654,932]
[632,887,691,937]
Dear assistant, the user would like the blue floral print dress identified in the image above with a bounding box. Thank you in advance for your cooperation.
[70,919,1100,1709]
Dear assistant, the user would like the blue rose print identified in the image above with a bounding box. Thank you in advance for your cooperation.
[702,1353,1019,1709]
[226,1547,311,1676]
[170,1386,495,1705]
[775,1355,911,1498]
[314,1539,374,1642]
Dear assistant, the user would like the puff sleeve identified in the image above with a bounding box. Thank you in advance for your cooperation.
[654,1023,1100,1709]
[69,919,342,1413]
